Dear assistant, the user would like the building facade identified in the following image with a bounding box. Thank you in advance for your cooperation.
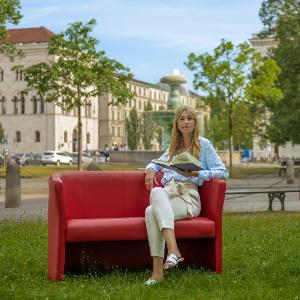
[0,27,202,154]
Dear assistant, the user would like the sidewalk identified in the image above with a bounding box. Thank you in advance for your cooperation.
[0,174,299,220]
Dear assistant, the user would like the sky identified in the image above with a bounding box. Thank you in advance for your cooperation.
[11,0,264,91]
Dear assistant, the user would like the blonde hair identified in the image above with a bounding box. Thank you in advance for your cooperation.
[168,105,201,160]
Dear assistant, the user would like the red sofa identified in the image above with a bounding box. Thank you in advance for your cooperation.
[48,171,226,281]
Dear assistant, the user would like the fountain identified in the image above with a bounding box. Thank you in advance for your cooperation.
[150,69,188,150]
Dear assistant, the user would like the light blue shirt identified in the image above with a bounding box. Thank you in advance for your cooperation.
[145,137,229,186]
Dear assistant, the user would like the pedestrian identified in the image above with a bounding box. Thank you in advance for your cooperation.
[103,144,109,162]
[144,105,228,285]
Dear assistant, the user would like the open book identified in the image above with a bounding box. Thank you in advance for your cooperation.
[151,151,202,172]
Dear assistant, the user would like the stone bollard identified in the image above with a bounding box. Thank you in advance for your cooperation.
[286,158,295,184]
[87,161,102,171]
[5,159,21,208]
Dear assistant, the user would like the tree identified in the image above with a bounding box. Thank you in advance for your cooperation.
[259,0,300,145]
[126,107,141,150]
[141,101,155,150]
[0,0,23,59]
[185,39,281,171]
[23,19,133,170]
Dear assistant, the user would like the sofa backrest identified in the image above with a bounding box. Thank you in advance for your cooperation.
[60,171,150,219]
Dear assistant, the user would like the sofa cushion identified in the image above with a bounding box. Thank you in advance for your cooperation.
[66,217,215,242]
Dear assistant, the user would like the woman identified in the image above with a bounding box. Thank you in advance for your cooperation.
[144,105,228,285]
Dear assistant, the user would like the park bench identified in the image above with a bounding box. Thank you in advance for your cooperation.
[226,187,300,212]
[279,159,300,176]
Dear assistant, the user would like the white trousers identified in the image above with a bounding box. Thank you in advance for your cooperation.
[145,186,201,258]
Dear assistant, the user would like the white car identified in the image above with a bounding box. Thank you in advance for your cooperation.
[71,152,93,165]
[41,151,73,166]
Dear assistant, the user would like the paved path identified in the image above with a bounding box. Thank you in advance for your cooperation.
[0,174,299,220]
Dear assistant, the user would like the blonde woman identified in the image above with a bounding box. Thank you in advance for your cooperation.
[144,105,228,285]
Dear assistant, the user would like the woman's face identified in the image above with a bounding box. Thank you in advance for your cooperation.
[177,110,195,136]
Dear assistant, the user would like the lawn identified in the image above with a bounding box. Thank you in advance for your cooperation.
[0,212,299,299]
[0,164,279,178]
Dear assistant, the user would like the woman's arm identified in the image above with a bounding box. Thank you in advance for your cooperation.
[198,140,229,181]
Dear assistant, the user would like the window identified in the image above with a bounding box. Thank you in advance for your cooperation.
[86,132,90,144]
[112,126,115,136]
[112,110,115,120]
[21,97,25,114]
[32,96,38,114]
[35,131,40,142]
[64,131,68,143]
[118,127,121,137]
[15,69,23,81]
[0,97,6,114]
[13,96,18,114]
[0,70,3,81]
[87,102,92,117]
[16,131,21,142]
[40,97,44,114]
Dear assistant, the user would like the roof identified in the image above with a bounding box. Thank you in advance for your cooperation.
[7,27,55,44]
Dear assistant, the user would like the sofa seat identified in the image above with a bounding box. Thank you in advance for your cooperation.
[66,216,216,242]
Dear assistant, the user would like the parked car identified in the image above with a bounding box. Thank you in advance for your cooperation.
[41,151,72,166]
[11,152,41,166]
[72,152,93,165]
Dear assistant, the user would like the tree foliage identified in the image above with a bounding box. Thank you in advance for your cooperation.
[185,39,281,170]
[23,19,133,170]
[259,0,300,145]
[141,101,155,150]
[0,0,23,59]
[126,107,141,150]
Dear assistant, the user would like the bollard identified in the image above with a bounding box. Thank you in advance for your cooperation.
[286,158,295,184]
[5,159,21,208]
[87,161,102,171]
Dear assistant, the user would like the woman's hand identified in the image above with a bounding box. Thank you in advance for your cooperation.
[177,170,198,177]
[145,168,158,191]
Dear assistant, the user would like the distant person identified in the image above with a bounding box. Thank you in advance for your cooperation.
[103,144,110,162]
[144,105,228,285]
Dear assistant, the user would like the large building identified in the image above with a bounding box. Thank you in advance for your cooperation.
[0,27,202,154]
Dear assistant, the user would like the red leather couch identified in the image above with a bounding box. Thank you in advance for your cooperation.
[48,171,226,281]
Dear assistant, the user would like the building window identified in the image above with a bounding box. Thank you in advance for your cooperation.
[15,69,23,81]
[112,126,115,136]
[0,97,6,114]
[13,96,18,114]
[64,131,68,143]
[32,96,38,114]
[86,132,90,144]
[21,96,25,114]
[40,97,44,114]
[0,70,3,81]
[35,131,40,142]
[16,131,21,142]
[118,127,121,137]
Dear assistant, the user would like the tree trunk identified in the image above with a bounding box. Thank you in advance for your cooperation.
[228,105,233,173]
[77,105,83,171]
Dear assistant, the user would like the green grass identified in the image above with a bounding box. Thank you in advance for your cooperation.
[0,212,299,299]
[0,164,279,179]
[0,163,145,178]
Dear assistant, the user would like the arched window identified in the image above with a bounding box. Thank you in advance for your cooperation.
[64,131,68,143]
[86,132,90,144]
[16,131,21,142]
[32,96,38,114]
[13,96,18,114]
[21,96,25,114]
[40,97,44,114]
[0,97,6,114]
[0,69,3,81]
[35,131,40,142]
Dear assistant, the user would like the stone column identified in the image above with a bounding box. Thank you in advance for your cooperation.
[286,158,295,184]
[5,159,21,208]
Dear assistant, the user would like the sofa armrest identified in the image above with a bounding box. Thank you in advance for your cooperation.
[199,179,226,222]
[48,174,66,281]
